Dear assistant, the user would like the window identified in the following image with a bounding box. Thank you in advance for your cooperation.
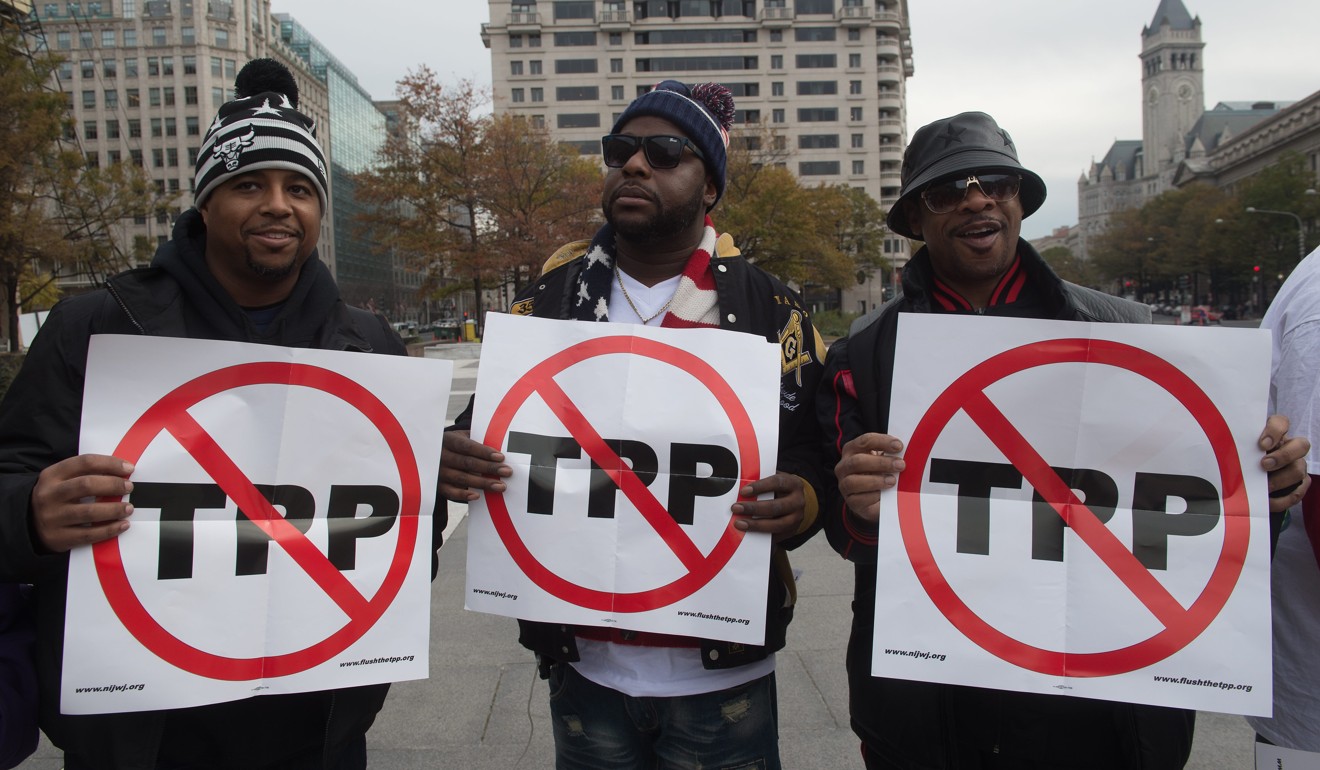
[106,120,120,139]
[770,55,783,69]
[609,32,622,45]
[772,108,785,123]
[187,146,199,165]
[181,26,195,44]
[529,34,542,47]
[557,113,601,129]
[56,31,71,49]
[511,88,525,103]
[531,87,544,102]
[149,87,160,106]
[212,86,224,106]
[80,30,93,48]
[103,58,117,78]
[150,117,162,137]
[554,31,597,46]
[797,81,837,95]
[82,90,96,108]
[224,59,235,79]
[215,29,229,48]
[128,119,142,138]
[794,27,836,41]
[531,115,546,129]
[848,53,861,68]
[165,117,176,136]
[108,150,121,164]
[849,80,862,95]
[84,120,98,140]
[184,86,197,105]
[851,133,863,148]
[183,55,196,75]
[124,57,138,77]
[509,34,523,48]
[798,134,839,149]
[555,59,598,74]
[161,57,174,75]
[796,54,837,68]
[168,178,180,193]
[554,1,595,19]
[151,27,166,46]
[611,85,625,100]
[768,29,781,42]
[211,56,222,76]
[611,58,623,73]
[58,61,73,81]
[101,29,115,47]
[735,109,760,123]
[798,107,838,121]
[186,115,199,135]
[530,60,542,74]
[794,0,834,12]
[556,86,599,101]
[850,106,863,121]
[103,89,117,108]
[852,160,865,175]
[848,28,861,41]
[80,59,94,78]
[85,151,99,169]
[152,148,164,167]
[130,149,143,166]
[123,28,136,46]
[163,86,175,106]
[771,82,783,97]
[167,148,178,167]
[510,60,523,75]
[42,3,56,17]
[799,161,840,175]
[147,57,159,76]
[125,87,140,106]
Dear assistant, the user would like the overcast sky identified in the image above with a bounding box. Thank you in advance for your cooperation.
[271,0,1319,239]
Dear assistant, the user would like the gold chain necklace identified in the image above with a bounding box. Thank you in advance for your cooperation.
[615,267,675,324]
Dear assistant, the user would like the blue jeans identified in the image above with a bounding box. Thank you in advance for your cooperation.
[548,662,781,770]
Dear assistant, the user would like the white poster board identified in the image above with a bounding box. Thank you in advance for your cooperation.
[64,334,451,714]
[465,314,780,645]
[873,314,1272,715]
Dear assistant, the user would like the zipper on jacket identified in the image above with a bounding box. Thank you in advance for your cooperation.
[321,691,336,769]
[105,279,148,335]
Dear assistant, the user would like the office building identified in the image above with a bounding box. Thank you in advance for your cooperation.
[482,0,913,312]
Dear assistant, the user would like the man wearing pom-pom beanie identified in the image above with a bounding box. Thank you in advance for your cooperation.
[441,80,826,769]
[0,59,422,769]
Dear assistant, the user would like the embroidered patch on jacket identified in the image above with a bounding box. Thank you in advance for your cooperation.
[511,298,535,316]
[779,310,813,386]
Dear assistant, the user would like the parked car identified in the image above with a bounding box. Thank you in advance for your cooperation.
[1187,305,1223,325]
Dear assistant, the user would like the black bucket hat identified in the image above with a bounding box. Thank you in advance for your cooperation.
[886,111,1046,239]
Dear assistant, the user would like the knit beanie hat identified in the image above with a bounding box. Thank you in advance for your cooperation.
[610,80,735,205]
[194,58,328,211]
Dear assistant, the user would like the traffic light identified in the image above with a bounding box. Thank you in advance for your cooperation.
[1253,265,1262,273]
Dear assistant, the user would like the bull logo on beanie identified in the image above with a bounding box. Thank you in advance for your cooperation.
[212,128,257,171]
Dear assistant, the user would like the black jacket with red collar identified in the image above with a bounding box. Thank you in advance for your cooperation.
[816,240,1190,769]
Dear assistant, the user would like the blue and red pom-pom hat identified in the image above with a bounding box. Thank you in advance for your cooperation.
[610,79,736,206]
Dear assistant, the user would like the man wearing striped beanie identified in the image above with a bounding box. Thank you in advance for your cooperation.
[441,80,827,768]
[0,59,422,769]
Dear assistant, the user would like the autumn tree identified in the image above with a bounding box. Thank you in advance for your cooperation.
[355,72,494,322]
[479,113,602,295]
[719,123,879,292]
[0,25,163,350]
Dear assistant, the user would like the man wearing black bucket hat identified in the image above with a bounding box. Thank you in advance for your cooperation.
[0,59,415,769]
[815,112,1310,768]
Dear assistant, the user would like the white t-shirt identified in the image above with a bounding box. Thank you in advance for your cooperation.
[569,268,776,698]
[1246,246,1320,751]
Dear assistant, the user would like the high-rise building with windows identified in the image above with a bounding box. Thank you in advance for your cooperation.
[30,0,335,287]
[273,14,419,319]
[482,0,913,312]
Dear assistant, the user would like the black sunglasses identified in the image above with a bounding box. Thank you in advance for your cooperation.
[601,134,705,169]
[920,174,1022,214]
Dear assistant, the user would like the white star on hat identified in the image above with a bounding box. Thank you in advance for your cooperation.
[250,98,283,117]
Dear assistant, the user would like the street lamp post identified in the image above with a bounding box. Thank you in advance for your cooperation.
[1245,206,1306,260]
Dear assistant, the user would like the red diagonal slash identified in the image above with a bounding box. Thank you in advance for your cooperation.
[165,410,371,618]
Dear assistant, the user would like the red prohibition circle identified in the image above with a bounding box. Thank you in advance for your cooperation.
[481,335,761,613]
[92,361,422,681]
[897,338,1249,677]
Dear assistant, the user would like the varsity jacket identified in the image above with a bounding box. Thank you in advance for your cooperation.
[0,210,422,770]
[817,241,1194,769]
[456,234,827,671]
